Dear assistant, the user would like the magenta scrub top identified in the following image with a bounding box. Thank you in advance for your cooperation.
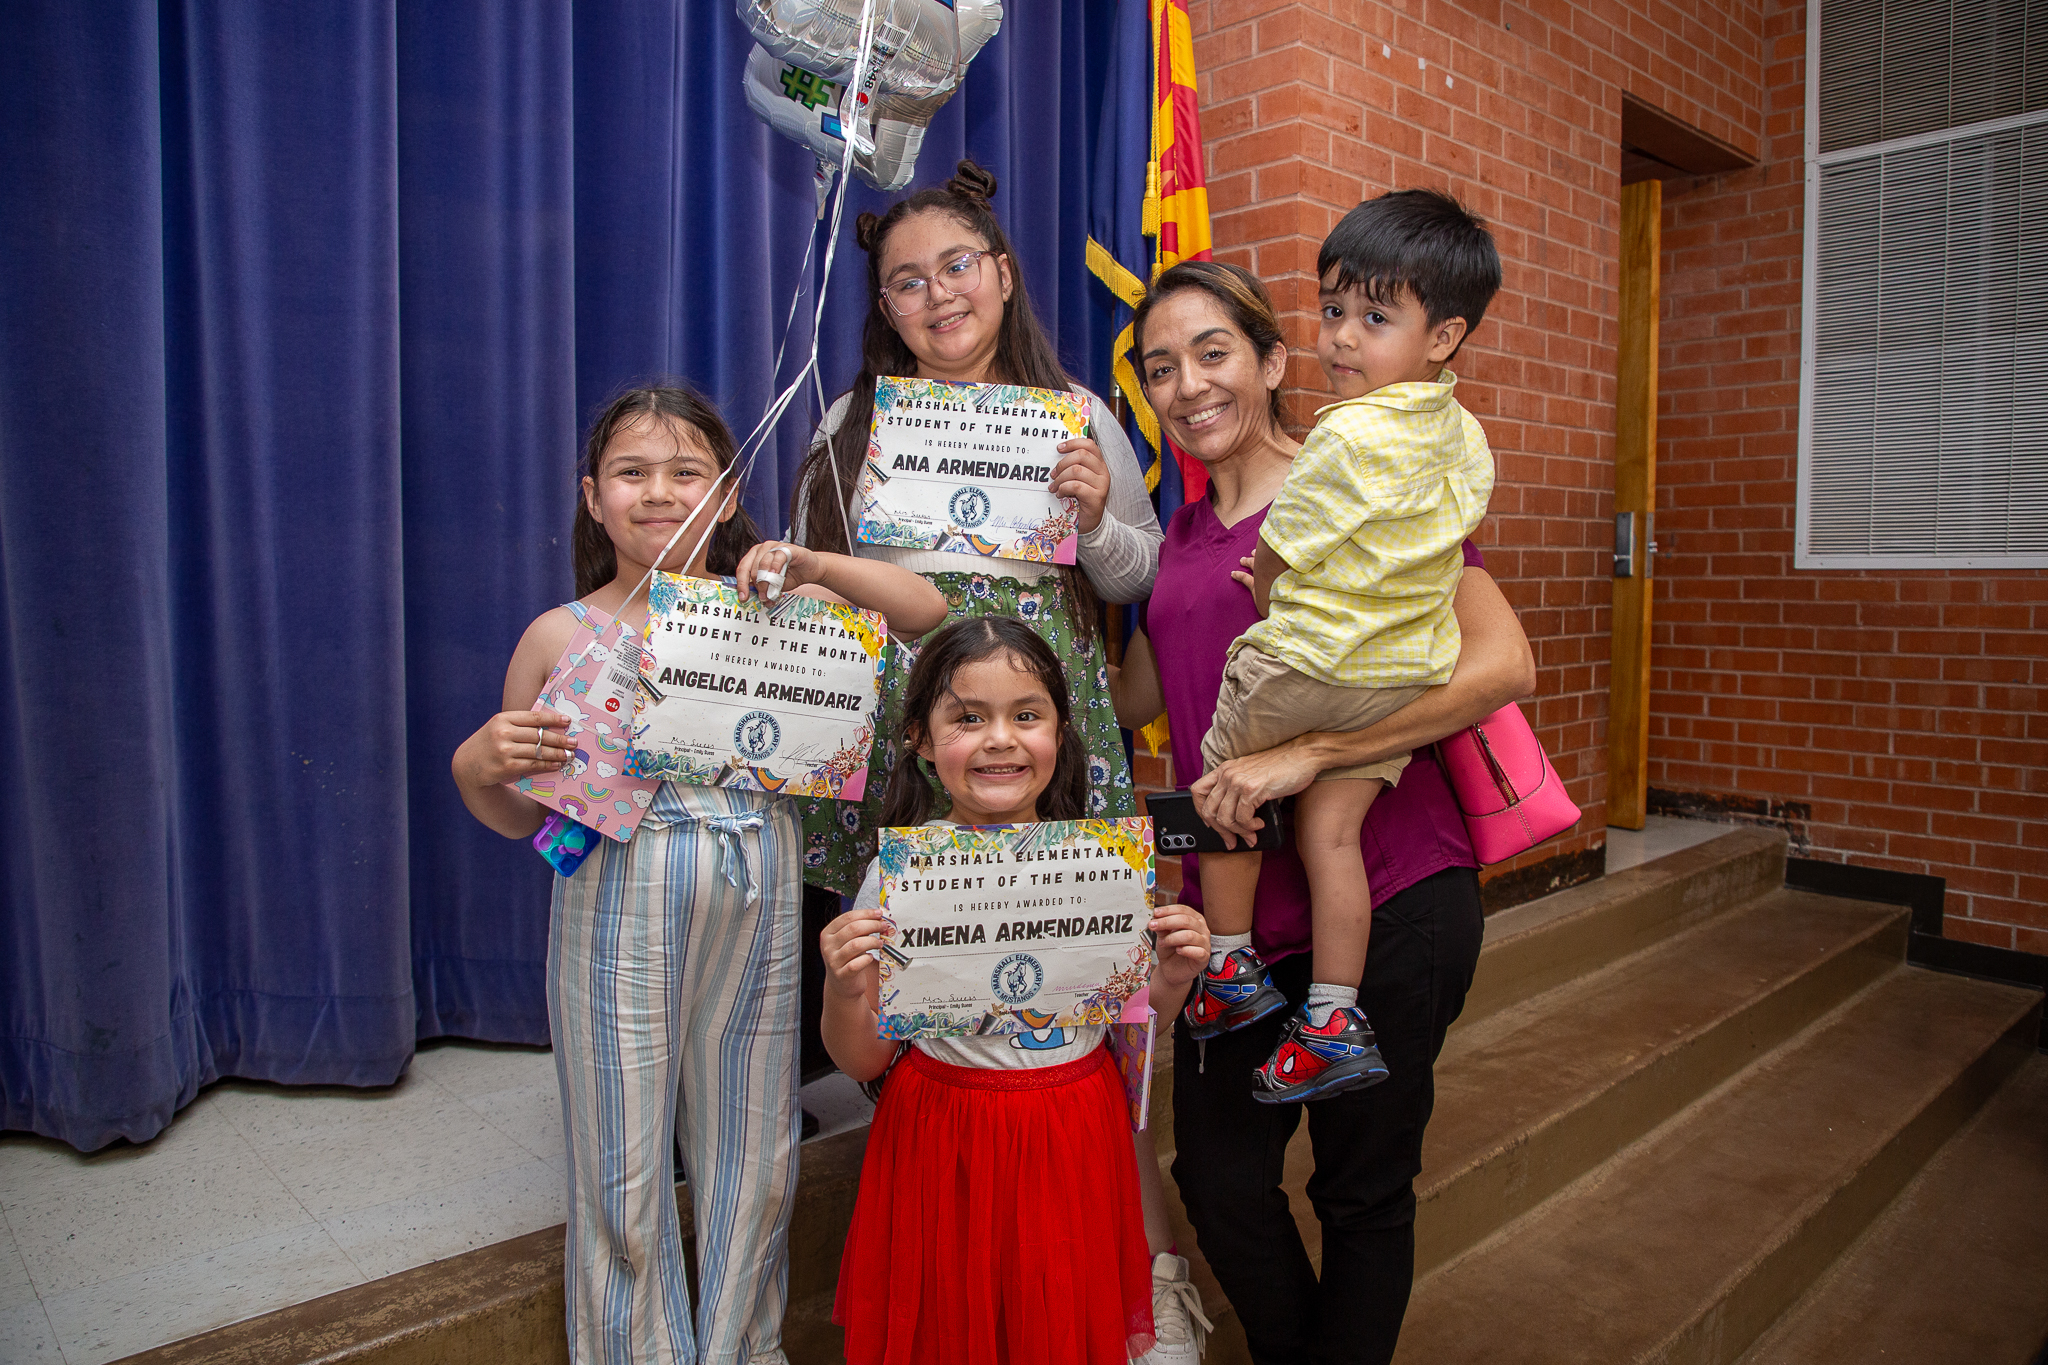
[1143,495,1483,963]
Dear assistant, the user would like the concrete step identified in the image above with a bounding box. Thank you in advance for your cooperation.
[1736,1051,2048,1365]
[1391,966,2043,1365]
[1248,880,1900,1281]
[118,1124,873,1365]
[1460,827,1787,1031]
[116,1224,565,1365]
[1161,828,1793,1365]
[1415,888,1906,1274]
[1159,830,1798,1365]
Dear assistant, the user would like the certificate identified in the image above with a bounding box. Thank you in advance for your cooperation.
[628,574,885,801]
[856,376,1086,564]
[874,818,1156,1040]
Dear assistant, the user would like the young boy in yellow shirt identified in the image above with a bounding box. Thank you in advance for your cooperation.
[1186,189,1500,1103]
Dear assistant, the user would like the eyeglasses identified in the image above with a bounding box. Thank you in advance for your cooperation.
[880,250,993,317]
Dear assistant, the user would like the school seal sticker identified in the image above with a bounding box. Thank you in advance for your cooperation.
[948,485,992,529]
[732,710,782,761]
[990,952,1045,1006]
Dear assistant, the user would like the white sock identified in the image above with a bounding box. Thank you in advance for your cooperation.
[1208,932,1252,972]
[1305,983,1358,1026]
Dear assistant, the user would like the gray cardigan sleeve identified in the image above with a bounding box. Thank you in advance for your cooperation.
[1073,387,1164,603]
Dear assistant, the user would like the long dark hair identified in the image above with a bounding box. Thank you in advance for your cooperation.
[881,616,1089,827]
[1132,260,1290,428]
[573,384,763,597]
[791,159,1098,647]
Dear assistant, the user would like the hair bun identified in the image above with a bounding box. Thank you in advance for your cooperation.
[854,210,884,253]
[945,159,997,205]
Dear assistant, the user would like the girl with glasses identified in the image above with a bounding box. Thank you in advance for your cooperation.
[787,158,1161,908]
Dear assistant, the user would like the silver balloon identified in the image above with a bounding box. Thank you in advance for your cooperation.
[739,0,1003,192]
[738,0,862,79]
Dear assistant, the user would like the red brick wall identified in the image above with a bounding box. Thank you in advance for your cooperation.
[1179,0,1768,899]
[1653,0,2048,951]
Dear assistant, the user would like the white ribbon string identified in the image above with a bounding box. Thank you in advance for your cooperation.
[618,0,880,611]
[685,809,767,904]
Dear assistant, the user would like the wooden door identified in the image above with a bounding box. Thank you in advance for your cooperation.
[1608,179,1659,830]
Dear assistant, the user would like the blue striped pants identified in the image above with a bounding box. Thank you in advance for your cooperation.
[548,786,801,1364]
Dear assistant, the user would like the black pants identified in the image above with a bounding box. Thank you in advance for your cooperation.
[1172,866,1485,1365]
[799,883,842,1083]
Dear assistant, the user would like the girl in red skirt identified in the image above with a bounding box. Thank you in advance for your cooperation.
[821,616,1212,1364]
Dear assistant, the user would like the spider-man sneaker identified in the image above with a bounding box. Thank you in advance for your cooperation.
[1182,946,1290,1040]
[1251,1004,1391,1103]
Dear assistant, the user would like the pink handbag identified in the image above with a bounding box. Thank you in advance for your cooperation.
[1435,703,1581,865]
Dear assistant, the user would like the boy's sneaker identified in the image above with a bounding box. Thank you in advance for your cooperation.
[1251,1004,1390,1103]
[1136,1252,1213,1364]
[1182,946,1289,1040]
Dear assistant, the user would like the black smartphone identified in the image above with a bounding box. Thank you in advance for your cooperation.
[1145,788,1290,855]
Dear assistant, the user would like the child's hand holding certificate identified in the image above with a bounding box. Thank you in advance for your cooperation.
[856,377,1086,564]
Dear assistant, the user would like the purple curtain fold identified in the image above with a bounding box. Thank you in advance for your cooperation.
[1,0,1108,1152]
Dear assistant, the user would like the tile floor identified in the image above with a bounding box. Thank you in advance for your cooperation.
[1603,814,1737,874]
[0,1043,874,1364]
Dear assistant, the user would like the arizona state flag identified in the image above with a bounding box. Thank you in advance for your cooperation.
[1088,0,1215,520]
[1149,0,1212,273]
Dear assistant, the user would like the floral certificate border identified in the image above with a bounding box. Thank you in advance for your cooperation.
[875,817,1156,1040]
[627,574,886,801]
[856,376,1086,564]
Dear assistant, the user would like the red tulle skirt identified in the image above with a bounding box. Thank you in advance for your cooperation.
[834,1044,1156,1364]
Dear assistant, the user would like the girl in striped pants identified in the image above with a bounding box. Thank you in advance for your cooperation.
[455,387,944,1362]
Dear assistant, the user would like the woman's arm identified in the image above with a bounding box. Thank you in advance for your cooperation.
[1108,629,1167,732]
[451,608,582,840]
[734,541,948,638]
[1191,567,1536,838]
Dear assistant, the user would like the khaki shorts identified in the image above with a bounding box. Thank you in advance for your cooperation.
[1201,646,1428,784]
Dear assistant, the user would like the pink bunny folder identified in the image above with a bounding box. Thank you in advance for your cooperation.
[507,606,661,843]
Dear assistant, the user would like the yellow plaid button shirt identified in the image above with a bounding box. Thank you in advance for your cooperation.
[1238,370,1494,687]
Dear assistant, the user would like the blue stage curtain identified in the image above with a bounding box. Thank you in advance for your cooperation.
[0,0,1103,1152]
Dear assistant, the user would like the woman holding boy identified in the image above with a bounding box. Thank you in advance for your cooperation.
[1112,229,1535,1361]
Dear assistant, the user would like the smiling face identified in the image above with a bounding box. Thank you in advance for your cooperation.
[875,208,1015,384]
[1315,276,1467,400]
[915,652,1062,826]
[580,416,735,580]
[1138,288,1288,467]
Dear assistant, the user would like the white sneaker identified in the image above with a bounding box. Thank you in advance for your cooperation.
[1137,1252,1213,1364]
